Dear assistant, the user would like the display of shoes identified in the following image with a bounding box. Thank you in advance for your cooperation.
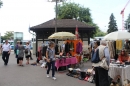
[66,68,95,84]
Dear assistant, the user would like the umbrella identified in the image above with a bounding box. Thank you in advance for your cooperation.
[48,32,75,39]
[103,31,130,40]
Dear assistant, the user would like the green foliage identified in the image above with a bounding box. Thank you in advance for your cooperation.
[56,2,105,37]
[107,13,118,33]
[2,31,14,40]
[95,28,107,37]
[125,14,130,32]
[57,3,80,19]
[0,0,3,8]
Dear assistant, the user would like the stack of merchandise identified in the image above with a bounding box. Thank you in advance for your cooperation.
[66,68,95,83]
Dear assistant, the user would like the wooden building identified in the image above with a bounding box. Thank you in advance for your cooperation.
[30,19,95,53]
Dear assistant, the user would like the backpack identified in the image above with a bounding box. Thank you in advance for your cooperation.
[91,49,100,63]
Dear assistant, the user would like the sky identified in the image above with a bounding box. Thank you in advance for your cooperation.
[0,0,130,40]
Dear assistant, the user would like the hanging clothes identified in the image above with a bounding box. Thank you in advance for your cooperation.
[59,45,62,52]
[118,40,123,50]
[110,41,114,58]
[70,41,74,51]
[122,40,125,49]
[107,41,112,58]
[38,47,42,60]
[55,44,59,55]
[111,41,115,57]
[65,42,70,53]
[116,40,120,50]
[42,46,47,57]
[61,44,65,53]
[76,42,83,54]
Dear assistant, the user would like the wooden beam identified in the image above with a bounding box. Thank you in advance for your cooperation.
[87,32,90,44]
[36,33,38,56]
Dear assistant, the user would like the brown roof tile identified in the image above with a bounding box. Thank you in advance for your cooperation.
[30,19,94,30]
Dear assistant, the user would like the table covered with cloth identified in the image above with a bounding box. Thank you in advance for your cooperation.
[55,57,77,70]
[109,64,130,86]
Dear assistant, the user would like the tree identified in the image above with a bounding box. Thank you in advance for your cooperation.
[95,27,107,37]
[107,13,118,33]
[125,14,130,32]
[57,2,105,37]
[0,0,3,8]
[2,31,14,40]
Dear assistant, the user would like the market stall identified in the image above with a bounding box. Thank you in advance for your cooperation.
[109,63,130,86]
[48,32,79,70]
[103,31,130,86]
[55,57,77,70]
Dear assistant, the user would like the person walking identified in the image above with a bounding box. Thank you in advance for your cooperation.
[14,41,20,65]
[1,40,11,66]
[46,41,56,80]
[28,41,33,60]
[17,42,25,66]
[92,40,110,86]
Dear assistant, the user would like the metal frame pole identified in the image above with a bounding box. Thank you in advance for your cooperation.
[55,0,58,32]
[55,0,58,43]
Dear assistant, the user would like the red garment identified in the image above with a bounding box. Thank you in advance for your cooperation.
[38,47,42,60]
[118,55,129,63]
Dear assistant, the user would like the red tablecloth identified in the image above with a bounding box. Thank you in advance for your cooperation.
[55,57,77,70]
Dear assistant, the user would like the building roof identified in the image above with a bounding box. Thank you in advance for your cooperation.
[30,19,95,30]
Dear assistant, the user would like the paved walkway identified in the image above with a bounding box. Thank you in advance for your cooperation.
[0,52,95,86]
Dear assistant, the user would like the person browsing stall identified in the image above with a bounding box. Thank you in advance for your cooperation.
[118,50,129,64]
[92,40,110,86]
[46,41,56,80]
[1,40,11,66]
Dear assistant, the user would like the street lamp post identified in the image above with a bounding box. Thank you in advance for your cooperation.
[47,0,65,33]
[47,0,65,43]
[55,0,58,32]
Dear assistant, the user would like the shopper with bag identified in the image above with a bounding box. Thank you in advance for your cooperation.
[46,41,56,80]
[92,40,110,86]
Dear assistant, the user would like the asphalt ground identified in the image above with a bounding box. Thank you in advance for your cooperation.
[0,52,95,86]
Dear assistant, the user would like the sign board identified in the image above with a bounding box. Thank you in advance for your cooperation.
[14,32,23,46]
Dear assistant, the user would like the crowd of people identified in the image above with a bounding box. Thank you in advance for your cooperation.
[0,40,33,66]
[0,40,57,80]
[90,39,130,86]
[1,39,130,85]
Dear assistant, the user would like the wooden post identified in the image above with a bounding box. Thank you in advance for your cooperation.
[36,33,38,56]
[42,31,44,43]
[87,32,90,44]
